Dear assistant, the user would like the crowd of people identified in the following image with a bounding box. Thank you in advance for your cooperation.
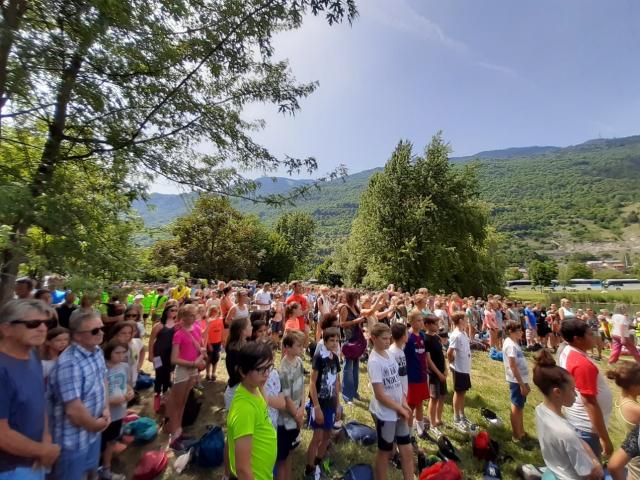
[2,276,640,479]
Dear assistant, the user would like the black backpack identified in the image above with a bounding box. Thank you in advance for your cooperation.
[182,389,203,427]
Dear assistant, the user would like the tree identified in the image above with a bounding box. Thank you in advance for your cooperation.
[0,0,357,305]
[275,211,316,277]
[255,230,296,283]
[315,258,343,286]
[528,260,558,288]
[565,261,593,280]
[505,267,523,282]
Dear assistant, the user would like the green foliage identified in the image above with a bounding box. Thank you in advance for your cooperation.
[340,133,505,296]
[565,261,594,279]
[314,258,343,286]
[593,269,628,280]
[504,267,523,281]
[274,211,316,278]
[528,260,558,287]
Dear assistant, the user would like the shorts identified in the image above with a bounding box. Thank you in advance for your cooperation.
[310,406,336,430]
[508,382,526,409]
[52,438,101,480]
[101,418,123,449]
[208,343,221,364]
[452,370,471,392]
[407,382,429,407]
[537,321,551,337]
[276,426,301,461]
[270,320,283,334]
[372,414,411,451]
[428,378,448,399]
[224,384,239,410]
[0,467,45,480]
[577,429,601,459]
[174,365,198,384]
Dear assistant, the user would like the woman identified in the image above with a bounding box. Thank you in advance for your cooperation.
[226,289,250,331]
[270,292,285,343]
[483,301,499,349]
[339,290,366,402]
[533,349,603,480]
[148,300,178,412]
[609,303,640,364]
[123,304,144,339]
[220,286,234,344]
[558,298,576,322]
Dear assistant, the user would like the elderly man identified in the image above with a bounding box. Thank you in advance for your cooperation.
[0,299,60,480]
[48,310,110,480]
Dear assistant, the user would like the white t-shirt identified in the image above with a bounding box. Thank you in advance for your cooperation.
[254,290,272,311]
[434,309,448,332]
[448,329,471,374]
[388,344,408,396]
[265,368,281,428]
[535,403,596,480]
[128,338,144,386]
[368,349,404,421]
[610,313,630,337]
[502,337,529,383]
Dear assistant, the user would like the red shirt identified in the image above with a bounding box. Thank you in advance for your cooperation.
[286,293,308,330]
[207,317,224,345]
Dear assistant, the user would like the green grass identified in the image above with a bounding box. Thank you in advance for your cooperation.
[115,343,629,480]
[509,289,640,309]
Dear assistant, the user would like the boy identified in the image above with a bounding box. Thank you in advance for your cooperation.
[368,323,413,480]
[277,331,306,480]
[523,302,537,347]
[403,310,430,438]
[306,327,341,479]
[502,321,532,447]
[424,314,447,435]
[447,312,473,432]
[389,323,408,398]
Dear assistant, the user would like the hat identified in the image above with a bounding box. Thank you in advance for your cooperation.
[134,294,144,300]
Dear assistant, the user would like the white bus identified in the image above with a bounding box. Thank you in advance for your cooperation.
[568,279,603,291]
[506,279,533,289]
[605,279,640,290]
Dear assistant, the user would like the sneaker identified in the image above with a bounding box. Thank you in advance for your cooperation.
[431,427,443,438]
[418,429,437,443]
[453,419,468,433]
[512,437,535,451]
[153,394,161,413]
[461,416,478,431]
[98,467,126,480]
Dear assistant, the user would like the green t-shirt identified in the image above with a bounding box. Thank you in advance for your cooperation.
[227,384,277,479]
[141,293,155,314]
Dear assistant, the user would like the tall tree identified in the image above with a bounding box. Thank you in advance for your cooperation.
[0,0,357,304]
[528,260,558,289]
[275,211,316,276]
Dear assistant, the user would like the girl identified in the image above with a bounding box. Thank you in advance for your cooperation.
[148,300,178,412]
[100,339,133,480]
[226,342,277,480]
[220,286,234,344]
[111,321,145,388]
[123,304,144,339]
[205,304,223,382]
[533,349,602,480]
[609,303,640,364]
[251,318,268,342]
[270,292,285,343]
[41,326,70,383]
[284,302,303,333]
[483,301,499,349]
[165,304,206,450]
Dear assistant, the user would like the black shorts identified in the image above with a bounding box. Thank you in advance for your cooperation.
[372,414,411,451]
[208,343,221,363]
[270,320,283,334]
[537,321,551,337]
[276,426,301,461]
[452,370,471,392]
[428,378,448,399]
[101,419,123,450]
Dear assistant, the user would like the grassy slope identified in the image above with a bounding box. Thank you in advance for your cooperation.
[118,342,628,480]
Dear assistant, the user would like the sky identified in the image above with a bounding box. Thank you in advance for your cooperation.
[153,0,640,193]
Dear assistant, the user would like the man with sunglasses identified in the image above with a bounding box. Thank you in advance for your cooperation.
[0,299,60,480]
[48,310,109,480]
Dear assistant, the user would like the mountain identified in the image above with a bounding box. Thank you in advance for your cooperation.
[133,135,640,260]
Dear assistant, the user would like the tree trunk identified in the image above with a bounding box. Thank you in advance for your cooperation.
[0,222,27,305]
[0,0,27,122]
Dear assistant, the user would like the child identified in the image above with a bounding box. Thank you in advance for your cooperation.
[502,321,532,446]
[368,323,413,480]
[284,302,303,333]
[205,305,223,381]
[447,312,473,432]
[270,292,285,343]
[226,342,277,479]
[263,339,285,428]
[277,331,306,480]
[524,302,537,347]
[100,339,134,480]
[251,318,269,342]
[424,315,447,433]
[389,323,408,398]
[110,320,145,388]
[306,327,342,480]
[41,326,70,384]
[404,310,429,438]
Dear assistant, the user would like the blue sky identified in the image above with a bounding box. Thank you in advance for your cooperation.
[154,0,640,192]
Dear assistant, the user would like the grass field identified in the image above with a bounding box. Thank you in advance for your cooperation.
[115,342,630,480]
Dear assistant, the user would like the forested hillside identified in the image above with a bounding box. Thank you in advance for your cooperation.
[135,135,640,262]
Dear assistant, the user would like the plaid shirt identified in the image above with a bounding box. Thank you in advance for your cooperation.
[48,343,106,450]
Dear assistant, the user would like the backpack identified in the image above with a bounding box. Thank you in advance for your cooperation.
[419,460,462,480]
[133,449,168,480]
[181,388,203,427]
[191,425,225,468]
[342,421,377,446]
[123,417,158,444]
[472,431,499,461]
[135,372,155,391]
[484,461,501,479]
[342,464,374,480]
[480,408,503,427]
[437,435,460,462]
[489,347,503,361]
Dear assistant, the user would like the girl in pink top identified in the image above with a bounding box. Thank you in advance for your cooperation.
[484,302,499,349]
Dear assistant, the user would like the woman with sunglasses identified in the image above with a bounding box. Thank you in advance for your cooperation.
[123,304,144,339]
[227,341,277,480]
[0,299,60,480]
[148,300,178,413]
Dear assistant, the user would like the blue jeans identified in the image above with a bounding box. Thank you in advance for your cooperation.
[0,467,45,480]
[577,429,601,459]
[342,358,360,401]
[52,439,101,480]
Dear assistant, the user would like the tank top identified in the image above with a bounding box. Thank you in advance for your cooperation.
[560,307,575,320]
[343,305,361,341]
[153,323,175,362]
[232,304,249,321]
[616,397,640,429]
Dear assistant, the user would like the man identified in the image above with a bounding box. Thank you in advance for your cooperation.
[56,291,78,330]
[559,319,613,459]
[254,283,272,317]
[151,286,169,322]
[0,300,60,480]
[48,310,110,480]
[14,278,33,300]
[286,281,309,340]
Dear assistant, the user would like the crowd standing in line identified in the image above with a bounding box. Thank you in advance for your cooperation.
[2,276,640,479]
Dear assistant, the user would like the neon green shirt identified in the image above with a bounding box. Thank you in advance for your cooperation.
[227,384,277,479]
[141,293,155,314]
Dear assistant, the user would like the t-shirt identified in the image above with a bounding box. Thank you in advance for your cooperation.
[611,313,630,337]
[278,356,305,430]
[265,369,281,428]
[448,329,471,374]
[254,291,272,311]
[0,350,45,470]
[388,344,408,395]
[404,332,428,383]
[559,345,612,433]
[524,308,537,329]
[434,309,448,332]
[312,348,341,409]
[424,333,445,378]
[535,403,596,480]
[368,349,404,421]
[286,294,308,330]
[106,362,129,421]
[207,317,224,344]
[502,337,529,383]
[284,317,301,331]
[227,385,277,480]
[172,324,202,362]
[127,338,144,386]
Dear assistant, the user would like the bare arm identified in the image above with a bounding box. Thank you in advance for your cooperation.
[426,352,445,381]
[170,342,196,368]
[608,448,629,480]
[65,398,108,432]
[234,435,254,480]
[147,323,161,362]
[225,306,236,327]
[446,347,455,363]
[583,394,612,455]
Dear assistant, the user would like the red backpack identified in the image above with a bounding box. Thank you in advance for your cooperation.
[133,449,168,480]
[472,430,498,461]
[419,460,462,480]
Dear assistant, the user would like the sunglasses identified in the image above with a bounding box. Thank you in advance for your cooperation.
[254,363,273,375]
[77,326,106,336]
[11,318,56,329]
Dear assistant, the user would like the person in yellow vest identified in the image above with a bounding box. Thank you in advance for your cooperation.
[171,279,191,304]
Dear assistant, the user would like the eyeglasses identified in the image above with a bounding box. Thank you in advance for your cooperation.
[77,326,106,336]
[254,363,273,375]
[10,318,56,329]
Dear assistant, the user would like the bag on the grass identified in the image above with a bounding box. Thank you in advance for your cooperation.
[342,464,374,480]
[480,408,503,427]
[133,449,168,480]
[135,371,155,390]
[123,417,158,444]
[484,461,501,479]
[419,460,462,480]
[489,347,503,361]
[181,388,203,427]
[192,425,225,468]
[515,464,544,480]
[342,421,377,446]
[437,435,460,462]
[472,430,499,461]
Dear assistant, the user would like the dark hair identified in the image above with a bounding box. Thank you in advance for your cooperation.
[227,317,250,350]
[47,326,69,341]
[285,302,300,318]
[532,349,572,396]
[34,288,51,300]
[391,322,407,341]
[505,320,522,334]
[319,312,338,330]
[345,290,359,307]
[250,310,263,323]
[323,326,340,342]
[223,286,233,296]
[237,342,273,377]
[103,338,128,361]
[159,300,178,325]
[16,277,33,287]
[560,319,589,343]
[251,319,266,340]
[109,320,136,341]
[282,330,304,348]
[607,361,640,390]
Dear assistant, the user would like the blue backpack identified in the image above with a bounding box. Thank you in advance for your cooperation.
[192,425,224,468]
[489,347,503,362]
[123,417,158,444]
[135,372,155,391]
[343,464,374,480]
[342,421,377,446]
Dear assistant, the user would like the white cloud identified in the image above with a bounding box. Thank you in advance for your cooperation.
[474,61,519,79]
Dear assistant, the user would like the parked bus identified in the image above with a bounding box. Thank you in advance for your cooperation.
[567,279,603,291]
[506,279,533,289]
[605,279,640,290]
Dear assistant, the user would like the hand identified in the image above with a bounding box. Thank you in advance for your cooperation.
[313,406,324,426]
[520,383,531,396]
[295,406,305,427]
[397,406,411,423]
[601,437,613,456]
[111,395,126,405]
[37,442,61,468]
[125,389,135,402]
[196,359,206,370]
[438,372,446,382]
[93,416,109,433]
